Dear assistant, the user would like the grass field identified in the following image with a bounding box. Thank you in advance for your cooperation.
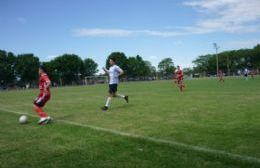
[0,77,260,168]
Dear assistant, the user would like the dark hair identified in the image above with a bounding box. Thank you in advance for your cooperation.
[110,58,116,63]
[39,64,47,73]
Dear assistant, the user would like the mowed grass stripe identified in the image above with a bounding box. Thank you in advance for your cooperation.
[1,107,259,165]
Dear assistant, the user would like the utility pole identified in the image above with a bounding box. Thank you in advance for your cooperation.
[213,43,220,76]
[227,54,230,76]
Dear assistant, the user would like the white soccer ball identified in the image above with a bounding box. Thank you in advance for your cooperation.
[19,115,28,124]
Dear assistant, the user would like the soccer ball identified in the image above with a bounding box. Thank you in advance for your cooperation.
[19,115,28,124]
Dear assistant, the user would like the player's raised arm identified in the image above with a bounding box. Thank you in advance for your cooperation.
[103,67,109,74]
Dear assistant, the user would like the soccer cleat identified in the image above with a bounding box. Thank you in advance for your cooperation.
[101,106,108,111]
[45,116,52,123]
[124,96,129,103]
[38,117,48,125]
[38,116,51,125]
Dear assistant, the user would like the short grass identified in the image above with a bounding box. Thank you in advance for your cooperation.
[0,77,259,168]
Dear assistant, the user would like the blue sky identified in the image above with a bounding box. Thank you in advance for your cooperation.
[1,0,260,72]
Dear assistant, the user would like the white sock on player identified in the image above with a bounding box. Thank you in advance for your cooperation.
[117,94,125,98]
[105,97,112,107]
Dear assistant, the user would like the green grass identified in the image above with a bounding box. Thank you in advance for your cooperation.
[0,77,260,168]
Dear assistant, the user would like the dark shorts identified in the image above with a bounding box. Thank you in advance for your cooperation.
[34,93,50,107]
[109,84,118,94]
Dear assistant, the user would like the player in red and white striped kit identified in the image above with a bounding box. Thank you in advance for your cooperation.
[33,65,51,125]
[174,65,185,92]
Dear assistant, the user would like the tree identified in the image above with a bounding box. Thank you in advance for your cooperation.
[144,61,156,77]
[51,54,84,85]
[192,55,211,75]
[183,68,193,76]
[192,44,260,76]
[158,58,175,77]
[42,60,60,85]
[15,54,40,86]
[0,50,16,86]
[84,58,98,76]
[127,56,139,77]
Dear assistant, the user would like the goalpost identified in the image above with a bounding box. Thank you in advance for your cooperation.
[84,76,108,85]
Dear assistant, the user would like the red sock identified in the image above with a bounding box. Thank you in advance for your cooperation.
[34,106,48,118]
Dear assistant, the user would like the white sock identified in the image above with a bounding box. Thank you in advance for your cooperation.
[116,94,125,99]
[105,97,112,107]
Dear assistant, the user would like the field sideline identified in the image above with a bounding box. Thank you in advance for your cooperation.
[0,77,260,168]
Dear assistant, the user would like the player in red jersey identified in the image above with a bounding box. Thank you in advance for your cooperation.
[33,65,51,125]
[250,69,256,79]
[174,65,185,92]
[218,70,224,82]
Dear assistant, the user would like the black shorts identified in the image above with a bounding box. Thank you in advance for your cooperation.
[109,84,118,94]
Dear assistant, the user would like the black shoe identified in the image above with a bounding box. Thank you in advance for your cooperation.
[124,96,129,103]
[101,106,108,111]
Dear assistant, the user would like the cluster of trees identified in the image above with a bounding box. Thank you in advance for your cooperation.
[105,52,175,79]
[0,50,176,87]
[1,44,259,88]
[192,44,260,76]
[0,51,40,87]
[43,54,98,85]
[0,50,98,87]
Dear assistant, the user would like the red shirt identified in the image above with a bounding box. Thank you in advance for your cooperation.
[39,73,51,94]
[176,70,183,80]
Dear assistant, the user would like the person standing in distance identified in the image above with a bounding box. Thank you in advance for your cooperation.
[102,58,128,111]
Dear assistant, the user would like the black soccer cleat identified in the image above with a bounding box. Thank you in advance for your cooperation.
[101,106,108,111]
[124,96,129,103]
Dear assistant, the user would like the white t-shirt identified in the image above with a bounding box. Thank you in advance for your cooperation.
[108,65,123,84]
[244,68,249,75]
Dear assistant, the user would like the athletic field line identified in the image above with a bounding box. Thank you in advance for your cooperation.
[0,107,260,165]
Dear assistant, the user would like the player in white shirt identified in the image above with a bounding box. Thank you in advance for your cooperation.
[244,68,249,80]
[101,58,128,111]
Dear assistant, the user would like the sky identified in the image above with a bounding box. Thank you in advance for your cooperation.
[1,0,260,72]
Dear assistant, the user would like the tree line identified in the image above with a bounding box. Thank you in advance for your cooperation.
[1,44,259,88]
[192,44,260,76]
[0,50,176,88]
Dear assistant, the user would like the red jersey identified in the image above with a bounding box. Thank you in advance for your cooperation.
[176,70,183,80]
[39,73,51,94]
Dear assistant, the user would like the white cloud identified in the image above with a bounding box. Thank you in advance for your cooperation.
[17,17,27,24]
[73,28,184,37]
[73,0,260,38]
[43,54,58,61]
[184,0,260,33]
[149,56,158,60]
[73,28,132,37]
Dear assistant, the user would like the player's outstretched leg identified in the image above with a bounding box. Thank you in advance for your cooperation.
[33,105,51,125]
[102,95,112,111]
[180,85,183,92]
[116,94,129,103]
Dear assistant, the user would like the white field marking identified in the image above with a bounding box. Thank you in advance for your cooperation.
[0,107,260,165]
